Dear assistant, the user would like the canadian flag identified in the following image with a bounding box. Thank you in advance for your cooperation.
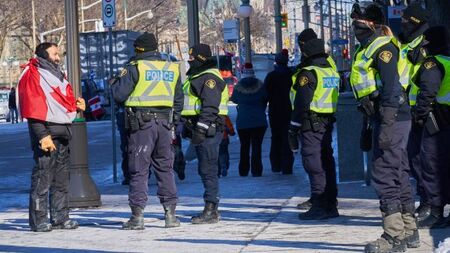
[18,58,76,124]
[88,95,105,119]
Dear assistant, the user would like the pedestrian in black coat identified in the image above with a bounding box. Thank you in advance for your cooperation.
[264,49,294,174]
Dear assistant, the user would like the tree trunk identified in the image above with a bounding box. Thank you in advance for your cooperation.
[425,0,450,28]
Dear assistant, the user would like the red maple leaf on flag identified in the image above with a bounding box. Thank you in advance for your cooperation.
[50,85,77,113]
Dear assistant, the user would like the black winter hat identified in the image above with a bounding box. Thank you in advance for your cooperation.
[134,32,158,52]
[401,3,429,25]
[423,26,450,56]
[189,44,212,63]
[297,28,318,45]
[302,38,325,58]
[351,1,385,25]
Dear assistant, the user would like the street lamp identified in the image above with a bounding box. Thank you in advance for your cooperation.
[2,57,20,88]
[238,0,253,64]
[125,9,154,30]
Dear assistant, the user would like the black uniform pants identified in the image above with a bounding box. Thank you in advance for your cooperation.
[406,122,426,202]
[29,139,70,229]
[300,120,337,202]
[372,120,414,208]
[269,119,294,174]
[127,119,177,208]
[195,132,222,204]
[237,127,267,177]
[420,127,450,207]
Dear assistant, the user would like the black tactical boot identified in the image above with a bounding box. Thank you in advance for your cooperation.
[123,206,144,230]
[32,223,52,232]
[415,202,431,221]
[53,219,79,230]
[296,198,312,210]
[298,197,332,220]
[326,200,340,218]
[164,205,180,228]
[364,233,406,253]
[191,202,220,224]
[418,206,446,228]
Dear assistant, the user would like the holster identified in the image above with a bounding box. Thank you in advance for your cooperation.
[302,112,327,132]
[125,107,139,132]
[206,123,216,137]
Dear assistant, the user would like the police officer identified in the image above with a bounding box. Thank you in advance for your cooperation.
[288,36,340,220]
[294,28,338,211]
[350,2,419,252]
[112,33,183,229]
[181,44,228,224]
[413,26,450,229]
[398,3,431,220]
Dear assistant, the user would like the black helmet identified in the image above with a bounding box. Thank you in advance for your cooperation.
[351,1,385,25]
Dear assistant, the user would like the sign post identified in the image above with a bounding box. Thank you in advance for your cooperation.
[223,20,240,43]
[103,0,118,183]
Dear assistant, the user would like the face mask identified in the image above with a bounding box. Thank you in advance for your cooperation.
[352,20,374,43]
[188,59,203,70]
[401,22,418,41]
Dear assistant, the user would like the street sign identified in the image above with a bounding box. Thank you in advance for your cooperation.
[332,39,349,45]
[223,20,239,43]
[102,0,116,28]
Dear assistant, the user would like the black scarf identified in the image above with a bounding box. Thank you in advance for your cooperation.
[186,59,217,76]
[36,56,65,82]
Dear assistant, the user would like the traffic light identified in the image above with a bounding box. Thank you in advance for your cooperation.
[281,13,288,29]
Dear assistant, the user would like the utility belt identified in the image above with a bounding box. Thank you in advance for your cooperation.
[357,90,408,118]
[125,107,172,132]
[301,111,336,132]
[182,116,224,139]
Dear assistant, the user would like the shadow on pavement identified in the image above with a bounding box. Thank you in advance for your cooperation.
[0,245,136,253]
[155,238,363,252]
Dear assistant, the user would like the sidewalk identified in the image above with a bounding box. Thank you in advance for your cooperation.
[0,122,448,253]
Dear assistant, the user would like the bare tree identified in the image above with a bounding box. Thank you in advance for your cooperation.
[0,1,26,59]
[198,0,273,52]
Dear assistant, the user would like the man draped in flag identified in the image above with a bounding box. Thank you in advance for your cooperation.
[18,42,86,232]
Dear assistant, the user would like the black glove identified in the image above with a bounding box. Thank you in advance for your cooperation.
[191,123,208,145]
[288,124,301,153]
[357,96,375,117]
[378,107,397,150]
